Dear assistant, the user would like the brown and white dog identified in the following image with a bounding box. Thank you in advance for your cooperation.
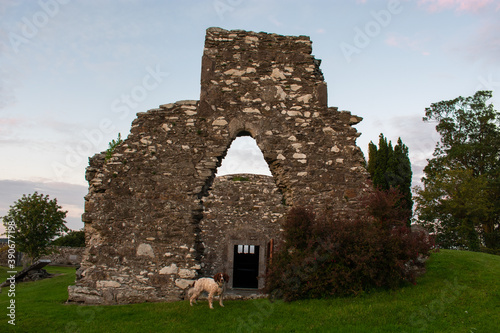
[188,273,230,309]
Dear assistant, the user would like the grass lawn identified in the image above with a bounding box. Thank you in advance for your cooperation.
[0,250,499,332]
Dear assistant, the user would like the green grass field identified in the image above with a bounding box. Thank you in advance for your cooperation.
[1,250,499,332]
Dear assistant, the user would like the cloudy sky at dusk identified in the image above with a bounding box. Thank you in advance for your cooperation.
[1,0,499,233]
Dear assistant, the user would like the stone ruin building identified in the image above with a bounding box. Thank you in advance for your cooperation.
[67,27,370,305]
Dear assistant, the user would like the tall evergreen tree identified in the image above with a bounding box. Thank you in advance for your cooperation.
[367,134,413,225]
[367,141,378,177]
[393,138,413,215]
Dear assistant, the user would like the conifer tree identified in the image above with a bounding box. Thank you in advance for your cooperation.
[368,134,413,225]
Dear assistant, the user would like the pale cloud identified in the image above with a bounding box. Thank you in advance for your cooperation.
[216,137,272,177]
[65,204,84,219]
[0,65,16,110]
[385,33,431,56]
[445,19,500,67]
[465,21,500,65]
[0,117,24,143]
[0,118,22,127]
[387,115,440,187]
[0,180,87,235]
[0,115,84,148]
[0,0,22,16]
[385,35,399,47]
[418,0,499,12]
[268,15,284,27]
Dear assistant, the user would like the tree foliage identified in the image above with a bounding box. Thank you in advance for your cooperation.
[415,91,500,251]
[367,134,413,225]
[51,230,85,247]
[2,192,68,264]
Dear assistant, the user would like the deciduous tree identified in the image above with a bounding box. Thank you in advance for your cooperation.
[415,91,500,251]
[2,192,68,264]
[51,229,85,247]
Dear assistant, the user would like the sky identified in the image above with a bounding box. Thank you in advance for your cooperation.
[1,0,499,234]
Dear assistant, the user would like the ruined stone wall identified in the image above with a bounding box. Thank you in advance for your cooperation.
[68,27,370,305]
[69,101,210,304]
[198,27,369,210]
[40,247,84,266]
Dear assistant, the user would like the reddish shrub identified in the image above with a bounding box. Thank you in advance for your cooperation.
[265,191,434,302]
[282,206,315,252]
[364,187,410,229]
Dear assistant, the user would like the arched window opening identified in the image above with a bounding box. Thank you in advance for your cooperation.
[216,136,272,177]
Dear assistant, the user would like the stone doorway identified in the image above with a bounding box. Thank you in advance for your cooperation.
[232,244,260,289]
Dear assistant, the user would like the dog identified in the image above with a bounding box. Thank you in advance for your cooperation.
[188,273,230,309]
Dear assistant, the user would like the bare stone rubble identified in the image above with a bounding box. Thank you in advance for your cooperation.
[68,27,370,305]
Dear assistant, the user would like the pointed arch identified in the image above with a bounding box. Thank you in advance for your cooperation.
[216,136,272,177]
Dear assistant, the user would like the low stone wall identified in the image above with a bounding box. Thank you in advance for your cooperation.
[0,246,84,267]
[40,247,84,266]
[0,244,22,266]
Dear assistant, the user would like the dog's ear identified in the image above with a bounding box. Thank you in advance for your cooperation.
[213,273,222,282]
[223,273,230,282]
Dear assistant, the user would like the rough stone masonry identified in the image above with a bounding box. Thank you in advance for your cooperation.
[67,27,371,305]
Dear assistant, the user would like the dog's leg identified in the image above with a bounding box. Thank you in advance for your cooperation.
[219,285,226,307]
[219,292,224,307]
[189,289,200,306]
[218,286,224,307]
[188,288,194,306]
[208,292,214,309]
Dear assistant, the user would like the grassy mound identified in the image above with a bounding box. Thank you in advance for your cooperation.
[1,250,499,332]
